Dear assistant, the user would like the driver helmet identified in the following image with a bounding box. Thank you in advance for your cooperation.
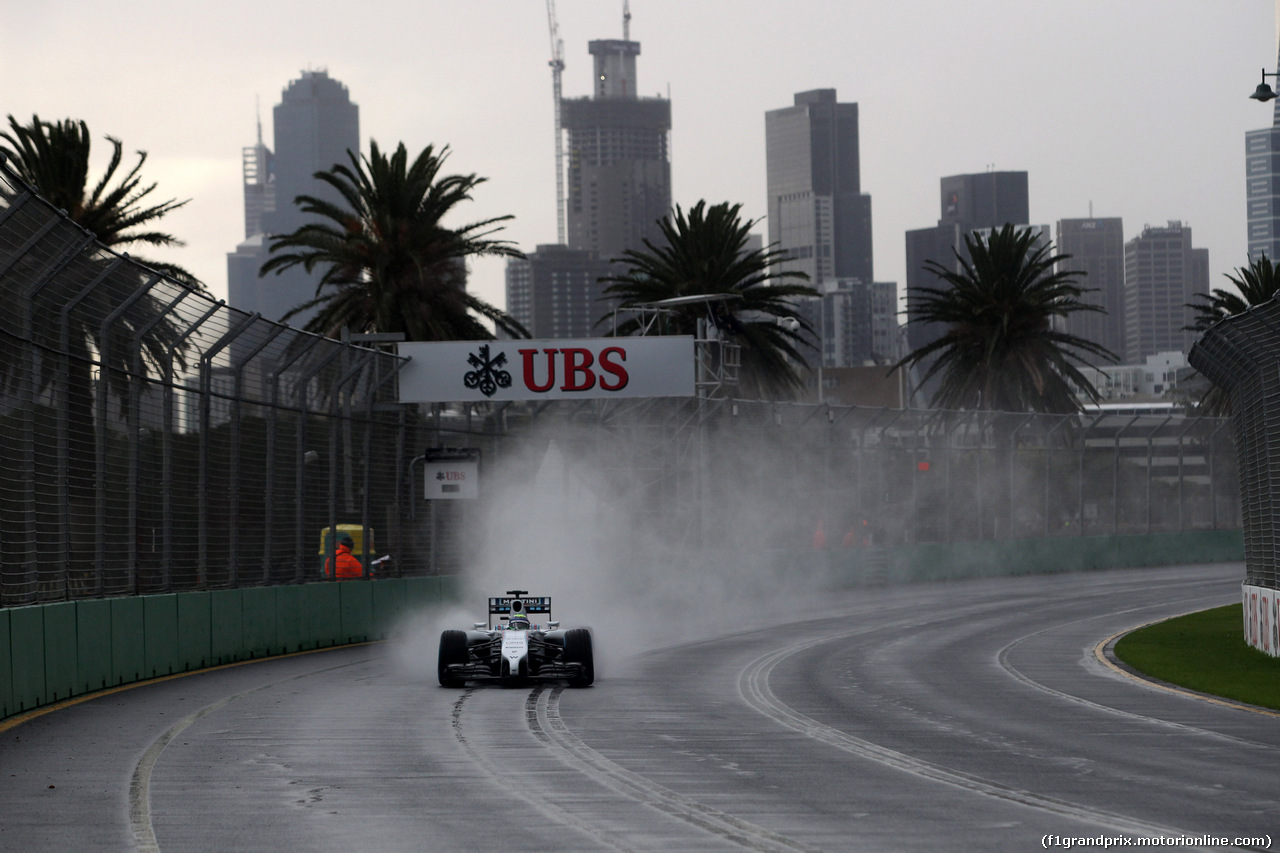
[508,614,531,631]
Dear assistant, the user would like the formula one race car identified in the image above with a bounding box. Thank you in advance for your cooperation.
[437,590,594,688]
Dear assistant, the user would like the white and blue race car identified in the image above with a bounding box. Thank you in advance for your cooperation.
[437,590,594,687]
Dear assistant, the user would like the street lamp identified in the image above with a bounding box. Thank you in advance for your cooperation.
[1250,68,1280,102]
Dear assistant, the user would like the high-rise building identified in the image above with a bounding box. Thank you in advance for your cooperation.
[767,89,886,374]
[904,171,1030,359]
[1246,42,1280,263]
[227,70,359,326]
[1055,218,1125,358]
[241,118,274,241]
[561,38,671,260]
[797,280,899,368]
[1123,221,1209,362]
[765,89,873,289]
[505,245,615,339]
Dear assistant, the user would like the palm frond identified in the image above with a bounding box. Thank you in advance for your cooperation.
[897,223,1116,413]
[262,139,525,340]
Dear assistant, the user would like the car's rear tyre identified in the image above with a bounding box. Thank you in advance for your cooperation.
[438,630,468,687]
[563,627,594,687]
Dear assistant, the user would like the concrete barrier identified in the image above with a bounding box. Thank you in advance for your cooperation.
[0,576,456,724]
[0,530,1246,724]
[820,529,1244,586]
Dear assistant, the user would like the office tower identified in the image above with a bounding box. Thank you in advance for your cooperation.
[798,280,898,368]
[904,171,1030,359]
[241,118,274,240]
[561,38,671,260]
[1247,41,1280,262]
[1055,218,1125,358]
[767,89,882,374]
[765,89,874,288]
[1123,222,1209,362]
[227,70,359,325]
[505,246,615,339]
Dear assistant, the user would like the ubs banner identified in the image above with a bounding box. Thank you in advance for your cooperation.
[398,337,696,403]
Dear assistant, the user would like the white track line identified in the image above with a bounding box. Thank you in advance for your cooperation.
[736,630,1209,845]
[531,685,823,853]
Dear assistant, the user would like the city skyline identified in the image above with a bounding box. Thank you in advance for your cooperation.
[3,0,1275,328]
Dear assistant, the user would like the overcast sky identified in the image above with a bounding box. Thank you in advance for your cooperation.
[4,0,1278,323]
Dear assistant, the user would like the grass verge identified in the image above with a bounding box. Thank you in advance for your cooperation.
[1114,604,1280,712]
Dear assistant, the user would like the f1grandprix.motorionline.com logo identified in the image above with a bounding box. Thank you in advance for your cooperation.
[463,344,512,397]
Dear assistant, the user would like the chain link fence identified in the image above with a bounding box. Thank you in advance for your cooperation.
[0,159,422,606]
[495,398,1238,558]
[1189,302,1280,590]
[0,158,1241,608]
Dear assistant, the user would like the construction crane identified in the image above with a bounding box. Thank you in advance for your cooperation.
[546,0,566,245]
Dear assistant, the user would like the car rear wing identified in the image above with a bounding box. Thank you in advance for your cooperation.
[488,594,552,630]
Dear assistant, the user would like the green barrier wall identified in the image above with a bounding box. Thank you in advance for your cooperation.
[242,587,279,659]
[9,607,42,714]
[143,595,179,680]
[177,592,211,672]
[0,577,462,723]
[210,589,245,666]
[305,583,341,651]
[0,529,1248,724]
[111,597,145,686]
[43,602,77,704]
[77,599,112,694]
[0,609,10,719]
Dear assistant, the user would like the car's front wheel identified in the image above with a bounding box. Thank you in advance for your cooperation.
[563,628,594,687]
[438,629,468,687]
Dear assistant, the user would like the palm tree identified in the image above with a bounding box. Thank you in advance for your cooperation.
[896,223,1115,413]
[1187,254,1280,331]
[1184,254,1280,414]
[598,200,817,398]
[260,140,526,341]
[0,114,201,286]
[0,116,200,577]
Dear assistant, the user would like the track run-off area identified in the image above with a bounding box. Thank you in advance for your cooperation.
[0,564,1275,852]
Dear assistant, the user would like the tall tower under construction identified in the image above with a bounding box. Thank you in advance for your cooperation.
[561,37,671,259]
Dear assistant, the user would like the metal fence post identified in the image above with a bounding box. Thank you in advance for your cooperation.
[195,313,259,588]
[161,300,224,591]
[362,361,408,577]
[292,344,347,582]
[325,351,376,580]
[227,320,285,586]
[126,285,190,594]
[95,273,164,596]
[263,335,324,583]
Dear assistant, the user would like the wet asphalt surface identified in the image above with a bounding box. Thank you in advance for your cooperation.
[0,564,1275,852]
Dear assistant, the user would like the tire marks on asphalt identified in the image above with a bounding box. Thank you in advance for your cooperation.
[450,687,633,852]
[736,632,1204,845]
[128,655,373,853]
[527,685,823,853]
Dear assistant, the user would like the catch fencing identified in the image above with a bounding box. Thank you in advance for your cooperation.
[0,158,418,606]
[0,158,1241,608]
[1189,301,1280,591]
[506,398,1238,556]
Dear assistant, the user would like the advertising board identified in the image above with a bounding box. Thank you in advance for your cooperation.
[424,448,480,500]
[398,337,695,403]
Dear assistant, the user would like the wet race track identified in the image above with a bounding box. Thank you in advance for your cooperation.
[1,564,1277,852]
